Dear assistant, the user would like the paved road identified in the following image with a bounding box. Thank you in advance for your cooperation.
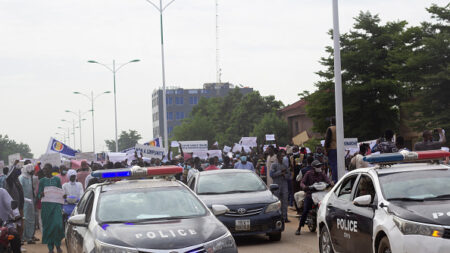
[26,210,319,253]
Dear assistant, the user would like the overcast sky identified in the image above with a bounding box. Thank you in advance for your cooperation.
[0,0,446,157]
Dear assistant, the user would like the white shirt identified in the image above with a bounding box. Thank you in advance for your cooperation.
[62,181,84,200]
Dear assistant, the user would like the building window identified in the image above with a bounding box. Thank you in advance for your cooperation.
[166,97,173,105]
[176,112,185,120]
[188,90,198,94]
[167,112,173,120]
[166,90,174,94]
[168,127,173,135]
[175,97,184,105]
[176,89,184,94]
[201,89,210,94]
[189,96,198,105]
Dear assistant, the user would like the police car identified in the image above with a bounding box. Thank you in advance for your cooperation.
[65,166,238,253]
[317,150,450,253]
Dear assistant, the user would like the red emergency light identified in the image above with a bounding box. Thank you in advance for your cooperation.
[92,166,183,179]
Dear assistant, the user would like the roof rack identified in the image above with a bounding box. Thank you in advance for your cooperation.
[91,166,183,180]
[363,150,450,165]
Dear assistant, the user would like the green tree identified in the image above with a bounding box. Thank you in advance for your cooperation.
[303,12,409,140]
[105,130,142,151]
[250,112,289,146]
[0,134,33,162]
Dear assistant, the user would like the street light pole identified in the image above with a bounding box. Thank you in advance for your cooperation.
[87,59,140,152]
[332,0,345,180]
[61,119,77,150]
[66,110,89,152]
[143,0,176,151]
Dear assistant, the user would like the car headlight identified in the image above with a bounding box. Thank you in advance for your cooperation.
[393,216,444,237]
[204,232,236,252]
[265,201,281,213]
[95,240,138,253]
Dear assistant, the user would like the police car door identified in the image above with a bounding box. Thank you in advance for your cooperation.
[67,190,94,253]
[325,174,359,252]
[347,174,376,253]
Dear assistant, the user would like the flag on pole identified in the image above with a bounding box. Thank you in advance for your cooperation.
[46,137,77,157]
[145,137,161,147]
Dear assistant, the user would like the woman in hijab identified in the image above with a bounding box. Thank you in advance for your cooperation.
[18,164,36,244]
[38,163,64,253]
[62,169,84,201]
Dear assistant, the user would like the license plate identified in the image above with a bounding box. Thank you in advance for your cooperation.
[235,219,251,231]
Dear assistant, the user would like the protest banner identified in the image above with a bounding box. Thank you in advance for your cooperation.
[135,144,165,159]
[179,141,208,153]
[39,153,61,167]
[223,146,232,153]
[232,144,242,153]
[41,186,64,204]
[207,150,222,159]
[46,137,77,157]
[75,152,96,163]
[107,152,127,163]
[292,131,309,145]
[96,153,106,163]
[265,134,275,141]
[240,137,257,148]
[344,138,359,149]
[192,151,209,160]
[8,153,21,166]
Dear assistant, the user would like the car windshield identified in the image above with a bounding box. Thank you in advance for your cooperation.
[379,168,450,201]
[96,187,207,223]
[197,172,267,194]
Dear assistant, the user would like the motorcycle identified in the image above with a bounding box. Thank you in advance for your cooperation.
[305,182,329,233]
[0,217,22,253]
[62,196,78,230]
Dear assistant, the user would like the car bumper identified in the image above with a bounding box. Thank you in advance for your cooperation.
[390,231,450,253]
[217,211,284,236]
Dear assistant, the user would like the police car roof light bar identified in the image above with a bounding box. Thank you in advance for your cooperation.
[92,166,183,179]
[363,150,450,164]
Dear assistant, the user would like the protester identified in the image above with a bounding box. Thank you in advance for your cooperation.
[270,152,291,223]
[18,164,36,245]
[265,146,277,185]
[0,167,7,188]
[414,128,447,151]
[350,143,370,170]
[296,160,333,235]
[324,118,338,183]
[372,130,398,153]
[57,165,69,185]
[204,157,220,171]
[234,156,255,172]
[4,161,25,241]
[0,188,22,253]
[62,169,84,201]
[221,156,234,169]
[77,161,91,190]
[38,163,64,253]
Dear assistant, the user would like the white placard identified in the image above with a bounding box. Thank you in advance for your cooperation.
[265,134,275,141]
[135,144,165,159]
[344,138,358,149]
[193,151,209,160]
[179,141,208,153]
[41,186,64,204]
[107,152,127,163]
[208,150,222,159]
[223,146,232,153]
[171,141,179,147]
[320,140,325,147]
[8,153,21,166]
[441,147,449,152]
[232,144,242,153]
[39,153,61,167]
[75,152,96,163]
[239,137,257,148]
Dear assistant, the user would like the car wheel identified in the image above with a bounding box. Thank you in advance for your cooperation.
[378,237,391,253]
[319,227,334,253]
[307,214,317,232]
[268,232,282,241]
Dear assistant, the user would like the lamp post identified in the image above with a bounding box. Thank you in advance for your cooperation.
[55,132,66,143]
[73,91,111,153]
[142,0,177,151]
[66,110,89,152]
[87,59,140,152]
[57,126,71,146]
[61,119,78,150]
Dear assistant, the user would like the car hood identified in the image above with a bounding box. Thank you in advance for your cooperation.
[94,215,228,250]
[389,199,450,226]
[198,190,278,207]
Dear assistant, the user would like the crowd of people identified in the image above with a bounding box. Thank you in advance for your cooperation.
[0,126,447,252]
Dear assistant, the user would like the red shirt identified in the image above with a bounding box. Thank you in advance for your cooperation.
[204,165,220,171]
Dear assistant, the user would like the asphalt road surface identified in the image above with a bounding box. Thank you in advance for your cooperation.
[26,210,319,253]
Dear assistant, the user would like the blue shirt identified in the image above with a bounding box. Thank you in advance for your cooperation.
[234,162,255,172]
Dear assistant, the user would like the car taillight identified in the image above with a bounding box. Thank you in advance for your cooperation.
[7,235,14,241]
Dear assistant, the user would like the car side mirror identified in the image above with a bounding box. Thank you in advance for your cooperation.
[68,214,87,227]
[353,195,372,207]
[211,205,229,216]
[11,200,18,210]
[269,184,279,192]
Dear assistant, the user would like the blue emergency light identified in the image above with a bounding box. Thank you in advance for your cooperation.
[91,166,183,179]
[363,150,450,164]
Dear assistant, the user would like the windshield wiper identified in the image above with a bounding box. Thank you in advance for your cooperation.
[422,194,450,201]
[387,197,424,202]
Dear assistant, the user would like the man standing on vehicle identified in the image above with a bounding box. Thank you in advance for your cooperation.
[414,128,447,151]
[296,160,333,235]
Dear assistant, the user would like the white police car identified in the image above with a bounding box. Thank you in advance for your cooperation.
[317,150,450,253]
[65,166,237,253]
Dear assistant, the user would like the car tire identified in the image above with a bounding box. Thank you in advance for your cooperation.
[319,227,334,253]
[268,232,282,241]
[378,236,391,253]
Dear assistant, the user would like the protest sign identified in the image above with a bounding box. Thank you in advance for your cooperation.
[193,151,209,160]
[239,137,257,148]
[135,144,165,159]
[8,153,21,166]
[208,150,222,159]
[223,146,232,153]
[232,144,242,153]
[292,131,309,145]
[107,152,127,163]
[96,153,106,162]
[171,141,179,147]
[41,186,64,204]
[75,152,96,163]
[344,138,359,149]
[265,134,275,141]
[39,153,61,167]
[179,141,208,153]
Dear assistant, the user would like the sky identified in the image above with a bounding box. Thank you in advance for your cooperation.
[0,0,446,157]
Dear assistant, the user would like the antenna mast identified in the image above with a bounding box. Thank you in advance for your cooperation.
[216,0,221,84]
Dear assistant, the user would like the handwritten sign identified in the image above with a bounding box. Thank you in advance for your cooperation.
[42,186,64,205]
[135,144,165,159]
[179,141,208,153]
[39,153,61,167]
[265,134,275,141]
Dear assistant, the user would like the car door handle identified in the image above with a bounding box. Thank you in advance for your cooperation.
[346,209,353,214]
